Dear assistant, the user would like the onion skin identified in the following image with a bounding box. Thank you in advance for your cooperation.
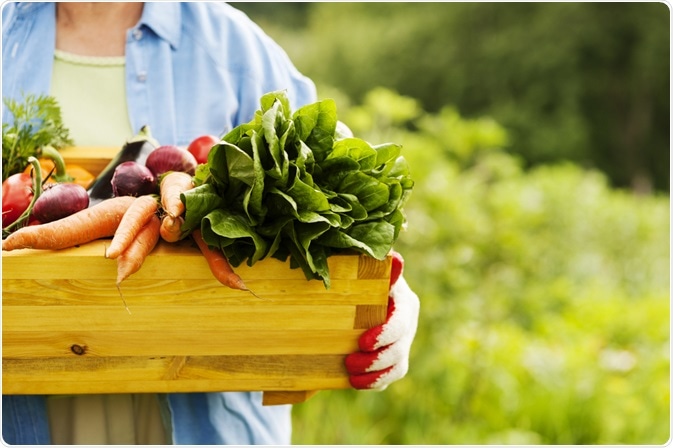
[145,145,198,177]
[87,125,158,206]
[111,161,158,197]
[32,183,90,224]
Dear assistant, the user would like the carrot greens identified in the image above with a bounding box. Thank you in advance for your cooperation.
[2,93,73,182]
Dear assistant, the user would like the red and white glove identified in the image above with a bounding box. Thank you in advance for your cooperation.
[344,251,420,390]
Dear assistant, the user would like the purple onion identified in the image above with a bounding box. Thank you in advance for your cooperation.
[145,145,198,177]
[32,183,90,223]
[111,161,158,197]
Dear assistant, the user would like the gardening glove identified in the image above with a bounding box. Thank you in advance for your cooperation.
[344,251,420,390]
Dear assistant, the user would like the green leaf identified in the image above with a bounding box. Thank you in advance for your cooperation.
[328,137,378,171]
[224,143,256,186]
[316,156,361,190]
[373,142,402,167]
[287,168,331,212]
[243,131,267,224]
[202,208,269,265]
[293,98,337,162]
[339,171,390,212]
[318,221,395,260]
[260,90,291,120]
[181,183,226,233]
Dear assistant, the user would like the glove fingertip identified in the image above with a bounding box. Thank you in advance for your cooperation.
[344,351,376,375]
[358,325,383,352]
[349,367,393,390]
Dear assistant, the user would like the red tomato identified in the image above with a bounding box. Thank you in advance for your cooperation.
[2,172,34,227]
[187,135,219,165]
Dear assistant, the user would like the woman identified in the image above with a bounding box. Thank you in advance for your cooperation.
[2,2,420,444]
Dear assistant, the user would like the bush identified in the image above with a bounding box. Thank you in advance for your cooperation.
[291,88,670,445]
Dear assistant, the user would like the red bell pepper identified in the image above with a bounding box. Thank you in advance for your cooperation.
[2,172,34,228]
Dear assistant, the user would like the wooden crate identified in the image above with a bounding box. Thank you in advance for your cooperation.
[1,147,391,405]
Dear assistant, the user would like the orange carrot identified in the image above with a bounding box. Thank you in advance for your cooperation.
[2,196,136,251]
[105,195,159,259]
[159,214,184,243]
[192,228,247,290]
[116,214,161,286]
[160,171,194,219]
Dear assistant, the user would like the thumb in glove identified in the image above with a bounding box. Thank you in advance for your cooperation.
[344,251,420,390]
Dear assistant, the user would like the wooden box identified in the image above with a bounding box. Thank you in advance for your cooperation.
[2,147,391,405]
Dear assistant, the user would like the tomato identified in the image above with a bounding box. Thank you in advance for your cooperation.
[2,172,34,228]
[187,134,219,164]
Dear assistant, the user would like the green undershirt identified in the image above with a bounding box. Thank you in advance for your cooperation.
[50,49,134,147]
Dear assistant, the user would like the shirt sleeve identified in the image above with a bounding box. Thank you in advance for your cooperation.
[194,3,318,125]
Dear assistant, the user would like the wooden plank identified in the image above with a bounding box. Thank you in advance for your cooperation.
[2,329,363,358]
[2,278,388,306]
[3,355,348,395]
[57,146,121,176]
[1,240,365,281]
[3,305,357,332]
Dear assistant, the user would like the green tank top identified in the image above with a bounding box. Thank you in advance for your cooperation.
[50,49,134,147]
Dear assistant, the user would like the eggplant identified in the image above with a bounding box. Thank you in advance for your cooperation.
[87,125,159,206]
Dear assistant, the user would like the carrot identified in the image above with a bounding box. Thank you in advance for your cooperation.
[105,194,159,259]
[160,171,194,219]
[2,196,136,251]
[159,214,184,243]
[192,228,247,290]
[116,214,161,286]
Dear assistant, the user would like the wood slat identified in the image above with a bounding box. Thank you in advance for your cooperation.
[3,305,357,332]
[2,240,369,281]
[2,329,363,358]
[2,278,388,306]
[3,354,349,395]
[56,146,121,176]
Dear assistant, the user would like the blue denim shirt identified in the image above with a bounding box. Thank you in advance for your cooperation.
[2,2,317,444]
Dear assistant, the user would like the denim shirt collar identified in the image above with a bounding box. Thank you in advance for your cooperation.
[137,2,181,50]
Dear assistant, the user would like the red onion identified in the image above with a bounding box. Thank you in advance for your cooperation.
[111,161,158,197]
[32,183,89,223]
[145,145,198,177]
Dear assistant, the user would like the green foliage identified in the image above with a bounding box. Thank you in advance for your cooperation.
[182,90,413,287]
[290,88,670,445]
[234,2,670,192]
[2,93,73,181]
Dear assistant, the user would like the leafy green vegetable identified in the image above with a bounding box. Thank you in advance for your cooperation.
[182,90,414,288]
[2,93,74,182]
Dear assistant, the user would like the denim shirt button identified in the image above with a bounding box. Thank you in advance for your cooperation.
[133,28,143,40]
[137,72,147,82]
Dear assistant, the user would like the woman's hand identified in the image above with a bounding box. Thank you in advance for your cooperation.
[345,251,420,390]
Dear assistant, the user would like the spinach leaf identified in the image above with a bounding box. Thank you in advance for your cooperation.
[182,90,414,288]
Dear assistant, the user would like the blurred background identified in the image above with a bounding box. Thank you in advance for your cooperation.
[232,3,670,444]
